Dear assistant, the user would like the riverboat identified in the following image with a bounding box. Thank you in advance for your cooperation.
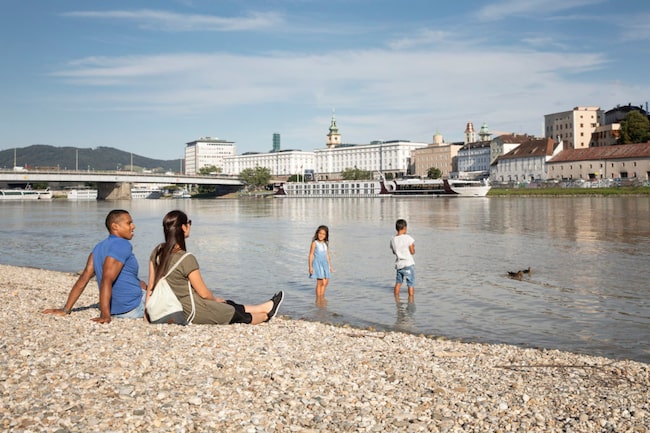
[385,178,491,197]
[131,185,162,199]
[275,176,490,198]
[275,180,385,197]
[173,189,192,199]
[0,186,52,200]
[66,188,98,200]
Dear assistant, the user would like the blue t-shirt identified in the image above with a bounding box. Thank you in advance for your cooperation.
[92,235,142,315]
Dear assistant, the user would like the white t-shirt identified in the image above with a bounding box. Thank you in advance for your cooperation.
[390,234,415,269]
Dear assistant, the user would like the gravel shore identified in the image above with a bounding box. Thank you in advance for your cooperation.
[1,264,648,433]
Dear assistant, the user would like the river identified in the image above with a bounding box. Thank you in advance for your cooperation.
[1,196,649,364]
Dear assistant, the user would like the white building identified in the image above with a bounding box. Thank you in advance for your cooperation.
[544,106,602,149]
[185,137,236,175]
[456,122,493,178]
[490,137,563,183]
[490,134,533,165]
[313,113,428,179]
[220,113,427,179]
[223,150,315,177]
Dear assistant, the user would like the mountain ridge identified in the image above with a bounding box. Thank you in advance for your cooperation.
[1,145,182,173]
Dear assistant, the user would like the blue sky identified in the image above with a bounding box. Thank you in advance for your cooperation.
[1,0,649,160]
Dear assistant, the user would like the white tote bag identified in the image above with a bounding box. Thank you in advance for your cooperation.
[146,253,196,324]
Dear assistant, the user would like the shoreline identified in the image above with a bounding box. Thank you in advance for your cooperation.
[1,264,648,432]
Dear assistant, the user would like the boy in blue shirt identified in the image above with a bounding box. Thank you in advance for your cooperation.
[43,209,146,323]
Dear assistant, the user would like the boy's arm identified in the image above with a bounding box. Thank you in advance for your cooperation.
[409,243,415,255]
[92,256,124,323]
[42,253,95,316]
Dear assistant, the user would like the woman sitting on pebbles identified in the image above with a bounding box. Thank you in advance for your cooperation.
[147,209,283,325]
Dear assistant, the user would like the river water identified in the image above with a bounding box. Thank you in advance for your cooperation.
[1,196,649,364]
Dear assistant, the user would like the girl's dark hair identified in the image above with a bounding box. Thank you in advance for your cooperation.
[312,225,329,244]
[153,210,190,287]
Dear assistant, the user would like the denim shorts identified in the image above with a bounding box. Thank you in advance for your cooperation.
[112,290,146,319]
[395,265,415,287]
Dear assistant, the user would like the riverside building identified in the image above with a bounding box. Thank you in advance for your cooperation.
[312,113,428,180]
[222,112,428,179]
[184,137,236,175]
[544,106,602,149]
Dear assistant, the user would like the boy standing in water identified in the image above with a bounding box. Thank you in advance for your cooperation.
[390,219,415,301]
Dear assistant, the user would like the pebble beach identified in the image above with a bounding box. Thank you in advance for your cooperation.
[1,264,648,433]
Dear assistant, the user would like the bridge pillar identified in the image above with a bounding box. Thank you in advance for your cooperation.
[97,182,132,200]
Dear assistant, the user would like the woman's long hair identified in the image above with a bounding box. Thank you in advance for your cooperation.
[152,210,189,287]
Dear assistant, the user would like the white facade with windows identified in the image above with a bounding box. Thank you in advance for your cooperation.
[313,141,428,180]
[184,137,236,175]
[222,150,315,176]
[456,141,492,178]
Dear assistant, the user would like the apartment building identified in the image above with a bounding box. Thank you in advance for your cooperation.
[184,137,236,175]
[544,106,602,149]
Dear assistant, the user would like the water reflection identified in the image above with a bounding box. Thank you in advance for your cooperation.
[395,299,416,331]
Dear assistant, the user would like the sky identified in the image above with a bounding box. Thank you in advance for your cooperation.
[1,0,649,160]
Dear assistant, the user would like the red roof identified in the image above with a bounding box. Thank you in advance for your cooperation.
[499,138,556,160]
[548,141,650,163]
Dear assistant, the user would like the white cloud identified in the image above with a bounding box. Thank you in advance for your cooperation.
[61,9,284,32]
[45,44,626,146]
[388,29,453,50]
[475,0,605,22]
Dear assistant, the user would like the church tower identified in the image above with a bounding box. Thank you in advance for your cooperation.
[479,122,491,142]
[464,121,475,144]
[327,110,341,148]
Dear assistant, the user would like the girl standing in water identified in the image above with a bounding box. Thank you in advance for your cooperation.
[308,225,333,302]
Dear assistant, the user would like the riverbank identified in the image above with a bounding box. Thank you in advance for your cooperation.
[1,264,648,432]
[488,185,650,196]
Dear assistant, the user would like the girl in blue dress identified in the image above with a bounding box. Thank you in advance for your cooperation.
[308,225,333,301]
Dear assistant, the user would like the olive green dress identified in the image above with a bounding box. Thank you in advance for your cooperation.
[150,249,235,324]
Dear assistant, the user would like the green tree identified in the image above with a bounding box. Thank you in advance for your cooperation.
[618,111,650,144]
[427,167,442,179]
[240,166,272,190]
[341,167,372,180]
[198,165,221,175]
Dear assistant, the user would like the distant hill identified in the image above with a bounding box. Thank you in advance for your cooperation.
[0,145,182,173]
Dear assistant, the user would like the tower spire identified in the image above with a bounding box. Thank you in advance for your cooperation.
[327,108,341,148]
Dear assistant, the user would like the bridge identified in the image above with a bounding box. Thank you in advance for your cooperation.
[0,169,243,199]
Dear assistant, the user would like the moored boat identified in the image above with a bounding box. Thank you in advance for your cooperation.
[66,188,98,200]
[0,186,52,200]
[131,185,162,199]
[385,177,491,197]
[173,189,192,199]
[275,175,490,198]
[275,180,385,197]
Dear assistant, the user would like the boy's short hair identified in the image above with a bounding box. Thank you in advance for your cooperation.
[106,209,129,232]
[395,219,407,231]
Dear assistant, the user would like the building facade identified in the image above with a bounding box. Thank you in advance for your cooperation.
[490,138,563,183]
[412,132,463,178]
[590,124,621,147]
[546,141,650,181]
[490,134,532,165]
[544,106,602,149]
[185,137,236,175]
[310,112,428,179]
[222,150,315,177]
